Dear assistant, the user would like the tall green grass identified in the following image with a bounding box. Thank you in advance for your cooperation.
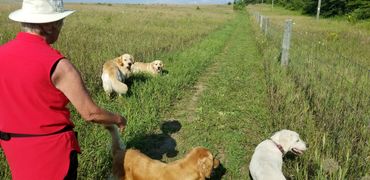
[249,4,370,179]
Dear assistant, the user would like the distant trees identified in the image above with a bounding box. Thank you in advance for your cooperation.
[301,0,370,20]
[233,0,246,10]
[244,0,370,20]
[345,0,370,20]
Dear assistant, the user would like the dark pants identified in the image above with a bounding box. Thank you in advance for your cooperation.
[64,150,78,180]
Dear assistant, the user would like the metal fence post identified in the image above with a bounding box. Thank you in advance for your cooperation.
[259,15,264,29]
[281,19,293,66]
[263,17,269,36]
[316,0,322,20]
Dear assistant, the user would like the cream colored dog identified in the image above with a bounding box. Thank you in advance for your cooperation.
[249,129,307,180]
[101,54,134,96]
[105,125,219,180]
[131,60,164,76]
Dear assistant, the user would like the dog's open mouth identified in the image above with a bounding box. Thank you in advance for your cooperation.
[291,148,304,155]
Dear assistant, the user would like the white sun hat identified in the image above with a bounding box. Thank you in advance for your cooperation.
[9,0,75,23]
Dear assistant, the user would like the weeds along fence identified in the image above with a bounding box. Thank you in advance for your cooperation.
[251,12,370,179]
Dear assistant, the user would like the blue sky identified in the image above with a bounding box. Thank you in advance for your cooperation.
[64,0,231,4]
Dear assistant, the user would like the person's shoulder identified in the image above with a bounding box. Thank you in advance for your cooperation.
[46,44,63,56]
[40,44,64,61]
[57,59,79,73]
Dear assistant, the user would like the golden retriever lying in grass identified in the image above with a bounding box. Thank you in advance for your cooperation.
[105,125,219,180]
[131,60,164,76]
[101,54,134,96]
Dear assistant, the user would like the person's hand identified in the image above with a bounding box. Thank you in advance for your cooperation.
[115,114,127,132]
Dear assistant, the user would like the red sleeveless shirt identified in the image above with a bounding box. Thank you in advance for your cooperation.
[0,32,73,134]
[0,32,80,179]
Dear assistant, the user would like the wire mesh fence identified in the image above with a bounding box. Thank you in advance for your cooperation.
[251,11,370,178]
[252,11,369,100]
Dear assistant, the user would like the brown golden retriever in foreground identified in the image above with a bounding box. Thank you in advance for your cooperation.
[105,125,220,180]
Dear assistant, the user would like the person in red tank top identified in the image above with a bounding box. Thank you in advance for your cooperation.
[0,0,127,179]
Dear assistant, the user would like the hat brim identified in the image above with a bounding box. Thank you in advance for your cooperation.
[9,9,75,23]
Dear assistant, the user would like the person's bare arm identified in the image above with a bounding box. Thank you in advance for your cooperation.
[51,59,126,129]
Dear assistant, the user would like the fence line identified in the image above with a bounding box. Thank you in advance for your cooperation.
[252,12,369,76]
[251,11,370,102]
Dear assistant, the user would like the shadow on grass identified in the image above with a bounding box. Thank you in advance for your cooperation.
[125,73,151,97]
[161,69,169,75]
[125,70,169,97]
[209,162,227,180]
[127,120,181,160]
[283,152,306,180]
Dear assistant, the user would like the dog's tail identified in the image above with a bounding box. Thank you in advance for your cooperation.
[105,125,126,154]
[105,125,126,179]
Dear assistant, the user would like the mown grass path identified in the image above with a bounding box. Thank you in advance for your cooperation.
[162,13,270,179]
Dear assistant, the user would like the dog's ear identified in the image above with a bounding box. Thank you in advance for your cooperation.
[213,158,220,168]
[271,130,287,151]
[271,131,281,144]
[116,56,124,66]
[130,55,135,63]
[272,129,295,153]
[197,151,214,178]
[148,62,155,72]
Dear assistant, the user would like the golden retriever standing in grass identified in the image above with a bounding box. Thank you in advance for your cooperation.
[123,147,219,180]
[131,60,164,76]
[101,54,134,96]
[105,125,220,180]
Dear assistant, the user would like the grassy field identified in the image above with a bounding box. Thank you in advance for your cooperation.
[0,2,369,180]
[0,2,239,179]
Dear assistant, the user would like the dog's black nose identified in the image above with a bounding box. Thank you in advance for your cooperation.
[128,62,132,66]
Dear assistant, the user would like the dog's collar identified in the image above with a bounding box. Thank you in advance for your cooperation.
[270,139,285,155]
